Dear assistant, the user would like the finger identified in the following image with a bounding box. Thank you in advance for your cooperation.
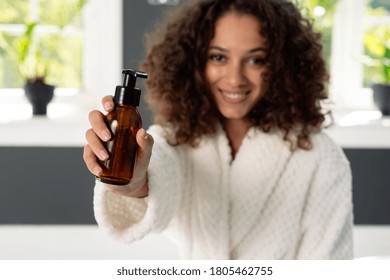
[83,144,103,176]
[102,95,114,112]
[136,128,154,162]
[88,110,111,142]
[132,128,154,180]
[85,128,109,161]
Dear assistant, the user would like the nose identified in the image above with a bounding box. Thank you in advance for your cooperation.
[226,61,247,87]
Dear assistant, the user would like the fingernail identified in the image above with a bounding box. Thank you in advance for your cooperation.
[102,130,111,141]
[142,129,149,140]
[104,102,113,111]
[99,149,109,160]
[93,167,102,176]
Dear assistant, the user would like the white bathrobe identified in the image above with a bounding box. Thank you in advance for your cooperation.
[94,124,353,259]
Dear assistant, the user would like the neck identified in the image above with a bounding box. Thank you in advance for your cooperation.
[222,119,251,158]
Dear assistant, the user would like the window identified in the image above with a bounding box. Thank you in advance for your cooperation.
[330,0,390,110]
[0,0,85,89]
[362,1,390,87]
[0,0,122,97]
[297,0,390,111]
[0,0,122,122]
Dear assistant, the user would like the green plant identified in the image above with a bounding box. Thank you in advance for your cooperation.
[17,21,47,83]
[0,0,88,86]
[363,27,390,85]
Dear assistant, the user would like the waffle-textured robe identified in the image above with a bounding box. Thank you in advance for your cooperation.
[94,124,353,259]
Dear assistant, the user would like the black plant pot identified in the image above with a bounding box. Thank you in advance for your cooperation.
[24,81,55,115]
[372,83,390,116]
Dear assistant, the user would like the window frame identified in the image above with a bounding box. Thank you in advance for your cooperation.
[82,0,123,99]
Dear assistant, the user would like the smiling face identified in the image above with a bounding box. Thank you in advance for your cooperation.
[205,12,268,121]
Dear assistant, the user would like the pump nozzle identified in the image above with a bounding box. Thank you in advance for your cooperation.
[122,69,148,88]
[115,68,148,107]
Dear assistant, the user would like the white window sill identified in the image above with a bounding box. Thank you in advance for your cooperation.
[326,110,390,149]
[0,94,96,147]
[1,98,390,148]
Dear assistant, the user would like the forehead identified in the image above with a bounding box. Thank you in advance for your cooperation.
[211,12,267,48]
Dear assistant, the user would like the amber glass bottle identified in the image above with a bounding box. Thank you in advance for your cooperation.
[97,69,148,185]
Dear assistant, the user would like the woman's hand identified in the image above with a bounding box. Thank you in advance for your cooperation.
[83,95,154,197]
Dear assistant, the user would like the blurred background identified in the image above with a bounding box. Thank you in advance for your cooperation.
[0,0,389,259]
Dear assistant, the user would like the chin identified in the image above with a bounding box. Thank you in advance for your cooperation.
[220,110,247,120]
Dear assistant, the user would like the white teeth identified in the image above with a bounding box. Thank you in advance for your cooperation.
[222,92,246,99]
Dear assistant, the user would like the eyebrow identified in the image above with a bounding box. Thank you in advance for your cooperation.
[208,46,268,54]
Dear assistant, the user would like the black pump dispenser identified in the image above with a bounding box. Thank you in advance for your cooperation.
[114,69,148,106]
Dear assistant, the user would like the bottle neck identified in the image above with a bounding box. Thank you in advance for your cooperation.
[115,103,139,112]
[115,86,141,107]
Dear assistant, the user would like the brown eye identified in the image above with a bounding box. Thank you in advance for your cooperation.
[209,54,226,62]
[249,57,266,65]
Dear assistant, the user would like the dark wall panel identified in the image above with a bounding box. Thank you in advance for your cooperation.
[0,147,95,224]
[344,149,390,224]
[0,147,389,225]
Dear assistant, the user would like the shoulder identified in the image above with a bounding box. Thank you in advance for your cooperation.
[147,124,176,144]
[147,124,168,138]
[263,129,351,172]
[311,131,344,155]
[309,130,350,169]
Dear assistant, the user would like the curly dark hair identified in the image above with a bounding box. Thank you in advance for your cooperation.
[141,0,331,150]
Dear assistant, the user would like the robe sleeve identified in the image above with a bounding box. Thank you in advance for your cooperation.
[295,137,354,259]
[93,125,182,244]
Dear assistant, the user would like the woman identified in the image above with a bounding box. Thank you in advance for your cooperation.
[84,0,353,259]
